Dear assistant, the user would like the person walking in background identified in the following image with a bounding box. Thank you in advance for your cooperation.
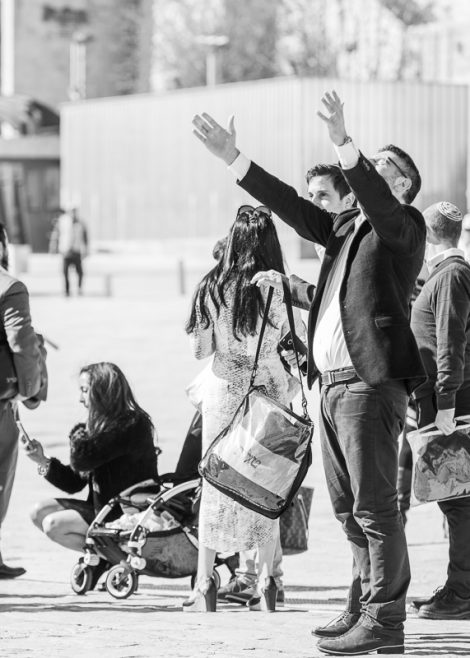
[22,362,157,589]
[410,202,470,620]
[49,207,88,297]
[192,90,426,654]
[0,222,45,578]
[184,206,303,613]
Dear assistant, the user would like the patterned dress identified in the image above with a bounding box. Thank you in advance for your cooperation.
[190,283,302,552]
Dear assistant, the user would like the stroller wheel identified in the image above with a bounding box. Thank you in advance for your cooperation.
[212,569,221,590]
[190,569,221,591]
[71,561,94,595]
[105,564,138,599]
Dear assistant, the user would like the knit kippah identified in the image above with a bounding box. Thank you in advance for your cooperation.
[438,201,462,222]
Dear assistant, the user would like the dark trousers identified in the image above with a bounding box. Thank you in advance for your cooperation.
[320,378,410,630]
[416,395,470,598]
[63,252,83,295]
[0,403,19,527]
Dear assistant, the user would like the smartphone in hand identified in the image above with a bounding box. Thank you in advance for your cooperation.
[278,331,308,374]
[16,420,34,447]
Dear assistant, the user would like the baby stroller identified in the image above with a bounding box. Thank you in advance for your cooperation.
[70,412,238,599]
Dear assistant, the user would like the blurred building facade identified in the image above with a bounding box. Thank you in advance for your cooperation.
[323,0,406,82]
[60,76,469,261]
[406,20,470,83]
[1,0,153,108]
[0,0,153,252]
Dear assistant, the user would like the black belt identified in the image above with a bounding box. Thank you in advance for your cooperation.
[321,367,358,386]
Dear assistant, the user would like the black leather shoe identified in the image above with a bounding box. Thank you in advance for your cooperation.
[317,618,404,655]
[418,586,470,619]
[409,595,433,612]
[313,611,361,638]
[217,576,252,601]
[0,564,26,579]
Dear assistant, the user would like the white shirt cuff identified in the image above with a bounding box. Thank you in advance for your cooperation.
[334,140,360,170]
[228,152,251,181]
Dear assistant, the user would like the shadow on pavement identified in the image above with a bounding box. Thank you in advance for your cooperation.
[0,603,180,613]
[405,632,470,655]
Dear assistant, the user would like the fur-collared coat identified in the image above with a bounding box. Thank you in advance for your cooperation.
[45,413,158,514]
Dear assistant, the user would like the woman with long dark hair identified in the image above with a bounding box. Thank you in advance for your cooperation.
[23,362,158,584]
[184,205,302,612]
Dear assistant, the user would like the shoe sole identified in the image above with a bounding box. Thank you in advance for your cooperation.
[419,610,470,620]
[313,630,351,638]
[0,571,26,579]
[225,594,251,605]
[318,644,404,655]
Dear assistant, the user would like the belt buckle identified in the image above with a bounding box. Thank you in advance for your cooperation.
[323,371,333,386]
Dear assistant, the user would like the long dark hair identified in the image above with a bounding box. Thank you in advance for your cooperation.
[80,362,154,437]
[0,222,9,270]
[186,210,285,339]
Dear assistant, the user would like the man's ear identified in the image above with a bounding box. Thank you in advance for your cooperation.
[396,176,412,196]
[344,193,355,208]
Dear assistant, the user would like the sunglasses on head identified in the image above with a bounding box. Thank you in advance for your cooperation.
[371,156,408,179]
[237,204,272,220]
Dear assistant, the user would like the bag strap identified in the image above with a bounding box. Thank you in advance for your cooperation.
[249,287,274,389]
[249,281,311,421]
[281,279,310,420]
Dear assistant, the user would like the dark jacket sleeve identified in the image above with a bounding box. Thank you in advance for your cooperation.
[45,457,88,494]
[340,153,425,255]
[69,419,138,472]
[238,161,334,247]
[289,274,315,311]
[1,280,43,400]
[431,268,470,410]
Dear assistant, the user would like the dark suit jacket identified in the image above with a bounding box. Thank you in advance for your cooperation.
[237,153,427,393]
[0,269,43,409]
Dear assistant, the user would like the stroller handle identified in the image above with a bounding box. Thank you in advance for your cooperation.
[115,478,160,498]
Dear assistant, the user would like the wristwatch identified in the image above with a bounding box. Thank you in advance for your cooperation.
[37,458,51,477]
[339,136,352,146]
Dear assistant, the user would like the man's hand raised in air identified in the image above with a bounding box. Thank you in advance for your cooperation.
[317,90,349,147]
[192,113,239,165]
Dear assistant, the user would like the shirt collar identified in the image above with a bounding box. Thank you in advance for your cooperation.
[427,247,465,272]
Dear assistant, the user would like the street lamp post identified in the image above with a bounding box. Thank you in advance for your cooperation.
[196,35,229,86]
[69,30,93,101]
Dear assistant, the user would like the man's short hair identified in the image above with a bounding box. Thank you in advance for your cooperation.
[424,201,463,246]
[378,144,421,204]
[305,163,351,199]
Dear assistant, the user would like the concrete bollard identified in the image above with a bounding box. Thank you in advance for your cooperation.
[104,273,113,297]
[178,260,186,296]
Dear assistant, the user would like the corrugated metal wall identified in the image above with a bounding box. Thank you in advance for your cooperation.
[61,76,469,248]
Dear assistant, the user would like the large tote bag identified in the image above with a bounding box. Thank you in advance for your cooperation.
[407,415,470,505]
[199,282,314,520]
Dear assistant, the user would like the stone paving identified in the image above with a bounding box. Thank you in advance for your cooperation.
[0,253,469,657]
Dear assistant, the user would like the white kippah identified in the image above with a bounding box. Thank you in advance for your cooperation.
[438,201,462,222]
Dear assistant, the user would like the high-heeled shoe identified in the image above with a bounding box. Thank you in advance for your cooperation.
[247,576,277,612]
[182,577,217,612]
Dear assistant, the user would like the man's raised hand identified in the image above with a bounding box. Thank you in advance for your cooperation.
[317,90,348,146]
[192,113,239,165]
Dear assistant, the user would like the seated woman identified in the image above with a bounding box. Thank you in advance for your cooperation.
[23,362,158,582]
